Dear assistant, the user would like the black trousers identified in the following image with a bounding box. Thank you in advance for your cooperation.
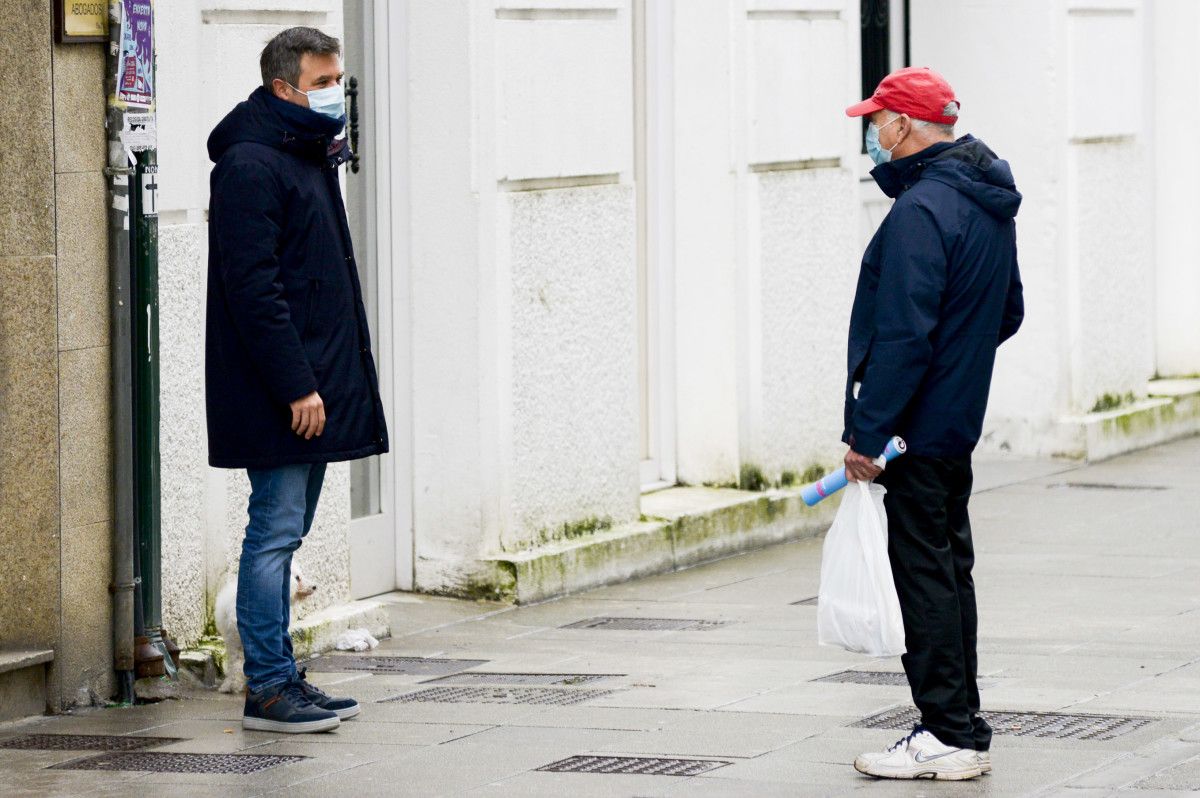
[876,454,992,752]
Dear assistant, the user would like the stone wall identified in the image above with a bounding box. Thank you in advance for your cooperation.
[0,7,113,712]
[0,2,61,713]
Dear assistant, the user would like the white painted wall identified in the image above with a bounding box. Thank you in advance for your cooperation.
[502,185,640,547]
[1152,0,1200,378]
[911,0,1172,457]
[673,1,741,485]
[739,1,861,481]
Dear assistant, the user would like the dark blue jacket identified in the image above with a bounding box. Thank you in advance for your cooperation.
[844,135,1023,458]
[205,87,388,469]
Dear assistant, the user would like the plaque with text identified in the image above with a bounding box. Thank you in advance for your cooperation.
[55,1,109,43]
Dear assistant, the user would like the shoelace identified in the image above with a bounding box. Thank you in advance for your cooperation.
[888,725,925,753]
[295,667,331,701]
[280,680,317,709]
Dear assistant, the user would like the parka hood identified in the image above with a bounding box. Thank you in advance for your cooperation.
[207,86,350,166]
[871,134,1022,220]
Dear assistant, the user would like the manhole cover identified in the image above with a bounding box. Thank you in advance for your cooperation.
[380,686,618,706]
[855,707,1155,741]
[790,596,818,606]
[49,751,306,774]
[560,617,729,631]
[302,655,488,675]
[813,670,909,686]
[1048,482,1169,492]
[538,755,731,776]
[422,672,620,686]
[0,734,182,751]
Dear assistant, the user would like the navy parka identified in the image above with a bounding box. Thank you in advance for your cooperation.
[844,135,1024,458]
[205,87,389,469]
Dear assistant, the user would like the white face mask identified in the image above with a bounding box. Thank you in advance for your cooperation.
[287,82,346,121]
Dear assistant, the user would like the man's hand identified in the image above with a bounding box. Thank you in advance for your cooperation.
[290,391,325,440]
[844,447,883,482]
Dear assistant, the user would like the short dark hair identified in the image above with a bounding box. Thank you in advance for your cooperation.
[260,27,341,89]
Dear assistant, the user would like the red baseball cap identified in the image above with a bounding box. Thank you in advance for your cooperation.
[846,66,961,125]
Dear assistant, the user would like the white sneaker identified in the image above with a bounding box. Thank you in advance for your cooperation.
[854,727,984,780]
[977,750,991,774]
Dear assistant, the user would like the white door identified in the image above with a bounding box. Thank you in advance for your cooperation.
[344,0,413,596]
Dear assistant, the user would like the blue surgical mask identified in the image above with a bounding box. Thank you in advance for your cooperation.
[288,82,346,121]
[865,116,900,166]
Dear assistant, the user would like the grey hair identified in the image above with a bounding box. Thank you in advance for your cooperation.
[881,108,956,139]
[260,27,341,89]
[912,118,957,137]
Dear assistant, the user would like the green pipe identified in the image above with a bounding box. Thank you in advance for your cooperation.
[131,151,163,646]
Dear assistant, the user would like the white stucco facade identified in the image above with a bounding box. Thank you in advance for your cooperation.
[914,0,1198,458]
[150,0,1200,642]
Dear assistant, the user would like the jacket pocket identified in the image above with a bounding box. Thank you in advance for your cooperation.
[301,279,320,340]
[848,337,873,383]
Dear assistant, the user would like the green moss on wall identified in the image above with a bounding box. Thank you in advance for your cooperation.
[738,463,769,492]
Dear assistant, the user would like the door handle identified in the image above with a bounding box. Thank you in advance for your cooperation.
[346,76,361,174]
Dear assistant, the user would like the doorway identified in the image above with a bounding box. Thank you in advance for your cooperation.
[858,0,911,244]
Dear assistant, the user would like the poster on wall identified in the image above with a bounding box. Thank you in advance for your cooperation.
[117,0,154,108]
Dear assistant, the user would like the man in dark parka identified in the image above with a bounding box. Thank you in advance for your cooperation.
[205,26,388,733]
[840,67,1024,779]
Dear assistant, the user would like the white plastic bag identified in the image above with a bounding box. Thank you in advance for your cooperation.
[817,481,906,657]
[334,628,380,652]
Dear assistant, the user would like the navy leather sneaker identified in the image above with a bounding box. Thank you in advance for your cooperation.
[295,667,361,720]
[243,679,340,733]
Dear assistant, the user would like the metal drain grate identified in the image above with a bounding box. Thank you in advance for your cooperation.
[0,734,182,752]
[855,706,1155,741]
[561,617,729,631]
[49,751,306,775]
[302,655,488,675]
[380,685,618,706]
[813,670,909,686]
[790,596,818,606]
[1049,482,1169,492]
[422,672,620,686]
[538,755,731,776]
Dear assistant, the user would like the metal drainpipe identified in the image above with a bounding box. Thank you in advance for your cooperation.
[106,0,173,695]
[130,143,175,678]
[104,0,138,702]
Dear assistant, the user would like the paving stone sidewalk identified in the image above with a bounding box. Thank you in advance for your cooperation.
[4,436,1200,797]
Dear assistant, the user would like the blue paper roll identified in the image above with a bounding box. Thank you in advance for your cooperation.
[800,437,907,506]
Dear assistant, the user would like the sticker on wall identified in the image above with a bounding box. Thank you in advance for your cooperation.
[116,0,154,109]
[122,113,157,151]
[140,168,159,217]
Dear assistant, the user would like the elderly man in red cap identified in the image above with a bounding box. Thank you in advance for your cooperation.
[840,67,1024,780]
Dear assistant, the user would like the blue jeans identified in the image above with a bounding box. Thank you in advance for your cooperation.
[237,463,326,692]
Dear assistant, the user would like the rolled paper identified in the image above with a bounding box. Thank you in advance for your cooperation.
[800,437,907,507]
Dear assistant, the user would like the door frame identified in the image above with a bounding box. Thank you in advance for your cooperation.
[636,0,677,491]
[346,0,415,596]
[379,0,415,592]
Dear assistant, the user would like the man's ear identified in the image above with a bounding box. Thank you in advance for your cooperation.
[270,78,291,101]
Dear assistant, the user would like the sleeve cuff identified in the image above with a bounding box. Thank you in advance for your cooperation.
[851,430,890,459]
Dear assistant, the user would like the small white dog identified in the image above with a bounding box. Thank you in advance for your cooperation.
[215,563,317,693]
